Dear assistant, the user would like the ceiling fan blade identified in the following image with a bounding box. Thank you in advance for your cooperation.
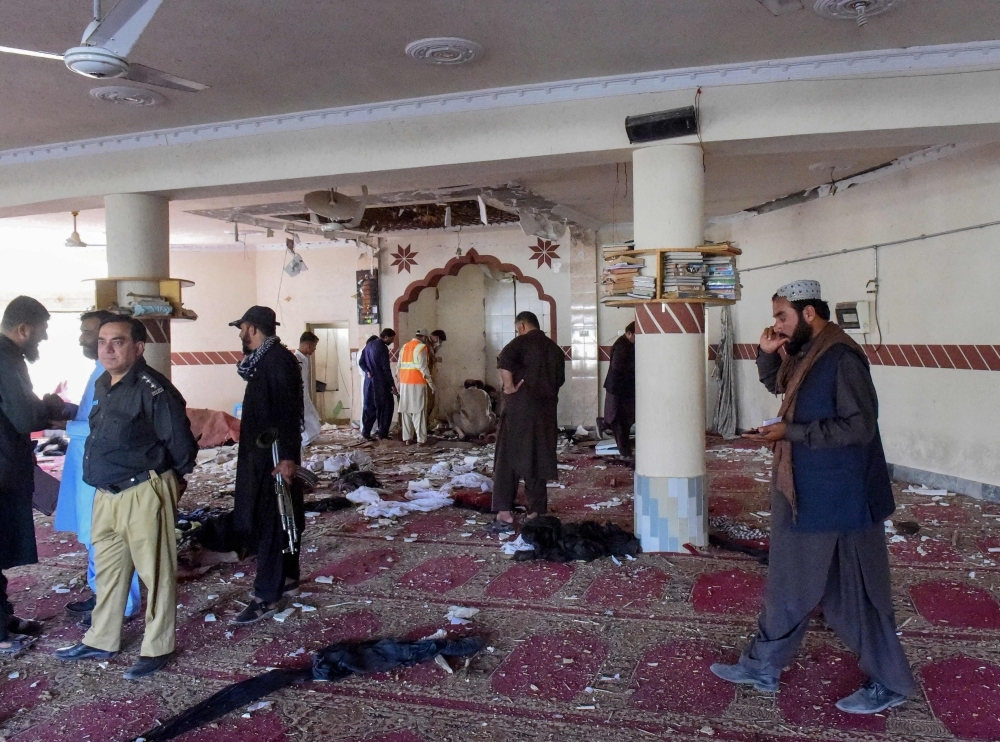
[0,45,64,61]
[122,62,208,92]
[85,0,164,57]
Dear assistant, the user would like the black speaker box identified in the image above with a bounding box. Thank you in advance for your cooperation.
[625,106,699,144]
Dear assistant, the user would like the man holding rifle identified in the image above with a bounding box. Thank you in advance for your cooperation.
[228,306,305,624]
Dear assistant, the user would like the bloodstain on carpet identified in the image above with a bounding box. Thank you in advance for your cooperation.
[629,640,735,715]
[310,548,400,585]
[911,504,968,525]
[491,631,608,701]
[584,566,670,610]
[176,710,287,742]
[0,678,47,725]
[709,474,757,492]
[252,610,381,668]
[346,732,426,742]
[396,556,482,594]
[909,581,1000,630]
[10,695,159,742]
[921,656,1000,741]
[889,538,961,563]
[485,561,574,600]
[778,646,886,733]
[690,569,765,616]
[708,496,745,517]
[400,512,470,538]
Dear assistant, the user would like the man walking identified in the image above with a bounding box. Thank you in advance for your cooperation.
[710,280,915,714]
[602,321,635,458]
[294,331,322,447]
[359,328,397,441]
[228,307,305,624]
[398,330,434,446]
[490,312,565,530]
[55,316,198,679]
[55,310,141,627]
[0,297,65,656]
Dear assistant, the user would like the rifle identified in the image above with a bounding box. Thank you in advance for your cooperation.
[256,429,299,554]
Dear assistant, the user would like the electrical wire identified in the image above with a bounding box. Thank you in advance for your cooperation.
[694,87,706,172]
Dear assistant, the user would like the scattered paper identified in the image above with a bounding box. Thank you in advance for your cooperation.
[204,613,216,622]
[315,575,335,584]
[273,607,296,622]
[445,605,480,625]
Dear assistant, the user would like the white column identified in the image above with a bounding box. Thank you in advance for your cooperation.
[631,144,708,552]
[105,193,172,377]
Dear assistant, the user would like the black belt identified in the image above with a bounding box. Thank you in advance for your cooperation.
[105,470,155,494]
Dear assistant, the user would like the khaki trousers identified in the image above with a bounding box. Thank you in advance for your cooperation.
[84,470,179,657]
[400,410,427,444]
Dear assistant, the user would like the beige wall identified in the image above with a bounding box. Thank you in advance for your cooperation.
[718,144,1000,488]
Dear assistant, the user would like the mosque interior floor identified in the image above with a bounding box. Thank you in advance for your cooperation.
[3,428,1000,742]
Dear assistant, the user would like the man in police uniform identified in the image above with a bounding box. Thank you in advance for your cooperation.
[55,316,198,680]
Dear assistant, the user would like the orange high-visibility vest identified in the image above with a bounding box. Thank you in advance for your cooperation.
[399,339,428,385]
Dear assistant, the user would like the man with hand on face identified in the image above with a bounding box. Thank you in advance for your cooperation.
[54,310,141,627]
[710,280,915,715]
[0,296,67,656]
[55,316,197,679]
[229,307,305,624]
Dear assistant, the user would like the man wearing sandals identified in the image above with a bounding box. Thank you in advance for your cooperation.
[0,297,68,656]
[228,306,305,624]
[490,311,565,531]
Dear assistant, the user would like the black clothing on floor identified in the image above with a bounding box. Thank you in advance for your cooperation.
[83,358,197,491]
[0,335,56,578]
[492,329,565,514]
[360,337,395,438]
[135,636,485,742]
[303,496,353,513]
[516,515,641,563]
[233,340,305,603]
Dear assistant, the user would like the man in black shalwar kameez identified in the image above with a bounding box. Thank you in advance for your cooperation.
[228,307,305,624]
[490,311,565,529]
[0,297,64,655]
[602,321,635,458]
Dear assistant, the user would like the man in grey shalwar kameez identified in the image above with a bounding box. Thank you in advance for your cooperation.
[711,280,916,716]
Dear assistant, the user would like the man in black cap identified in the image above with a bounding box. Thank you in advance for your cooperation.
[228,306,305,623]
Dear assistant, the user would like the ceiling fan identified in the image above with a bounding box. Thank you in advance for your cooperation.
[0,0,208,93]
[304,186,370,236]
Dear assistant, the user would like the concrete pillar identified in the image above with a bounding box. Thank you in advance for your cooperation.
[105,193,172,377]
[631,144,708,552]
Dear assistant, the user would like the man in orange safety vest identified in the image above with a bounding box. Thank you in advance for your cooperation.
[398,330,434,445]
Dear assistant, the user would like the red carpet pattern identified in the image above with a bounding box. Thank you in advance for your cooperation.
[1,432,999,741]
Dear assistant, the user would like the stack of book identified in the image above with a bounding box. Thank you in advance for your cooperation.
[662,252,707,298]
[629,275,656,299]
[601,255,644,299]
[704,255,740,300]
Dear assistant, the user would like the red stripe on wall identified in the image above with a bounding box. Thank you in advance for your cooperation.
[718,343,1000,371]
[959,345,989,371]
[978,345,1000,371]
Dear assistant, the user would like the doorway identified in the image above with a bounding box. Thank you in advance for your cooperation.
[307,321,352,422]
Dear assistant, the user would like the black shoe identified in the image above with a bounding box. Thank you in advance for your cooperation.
[231,600,281,625]
[124,652,173,680]
[66,595,96,615]
[54,642,117,661]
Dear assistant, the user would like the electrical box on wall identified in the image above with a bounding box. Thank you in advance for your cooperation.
[836,301,871,334]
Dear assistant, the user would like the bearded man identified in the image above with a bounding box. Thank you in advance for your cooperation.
[710,280,915,715]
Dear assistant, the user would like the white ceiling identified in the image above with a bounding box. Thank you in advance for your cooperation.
[2,0,1000,150]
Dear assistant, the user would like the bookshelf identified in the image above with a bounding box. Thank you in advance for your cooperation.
[601,244,741,307]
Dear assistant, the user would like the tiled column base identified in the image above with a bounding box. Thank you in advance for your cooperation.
[634,473,707,553]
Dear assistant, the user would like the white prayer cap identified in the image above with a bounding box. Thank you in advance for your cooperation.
[415,328,429,336]
[776,280,822,302]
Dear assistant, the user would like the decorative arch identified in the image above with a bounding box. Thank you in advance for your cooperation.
[392,248,558,343]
